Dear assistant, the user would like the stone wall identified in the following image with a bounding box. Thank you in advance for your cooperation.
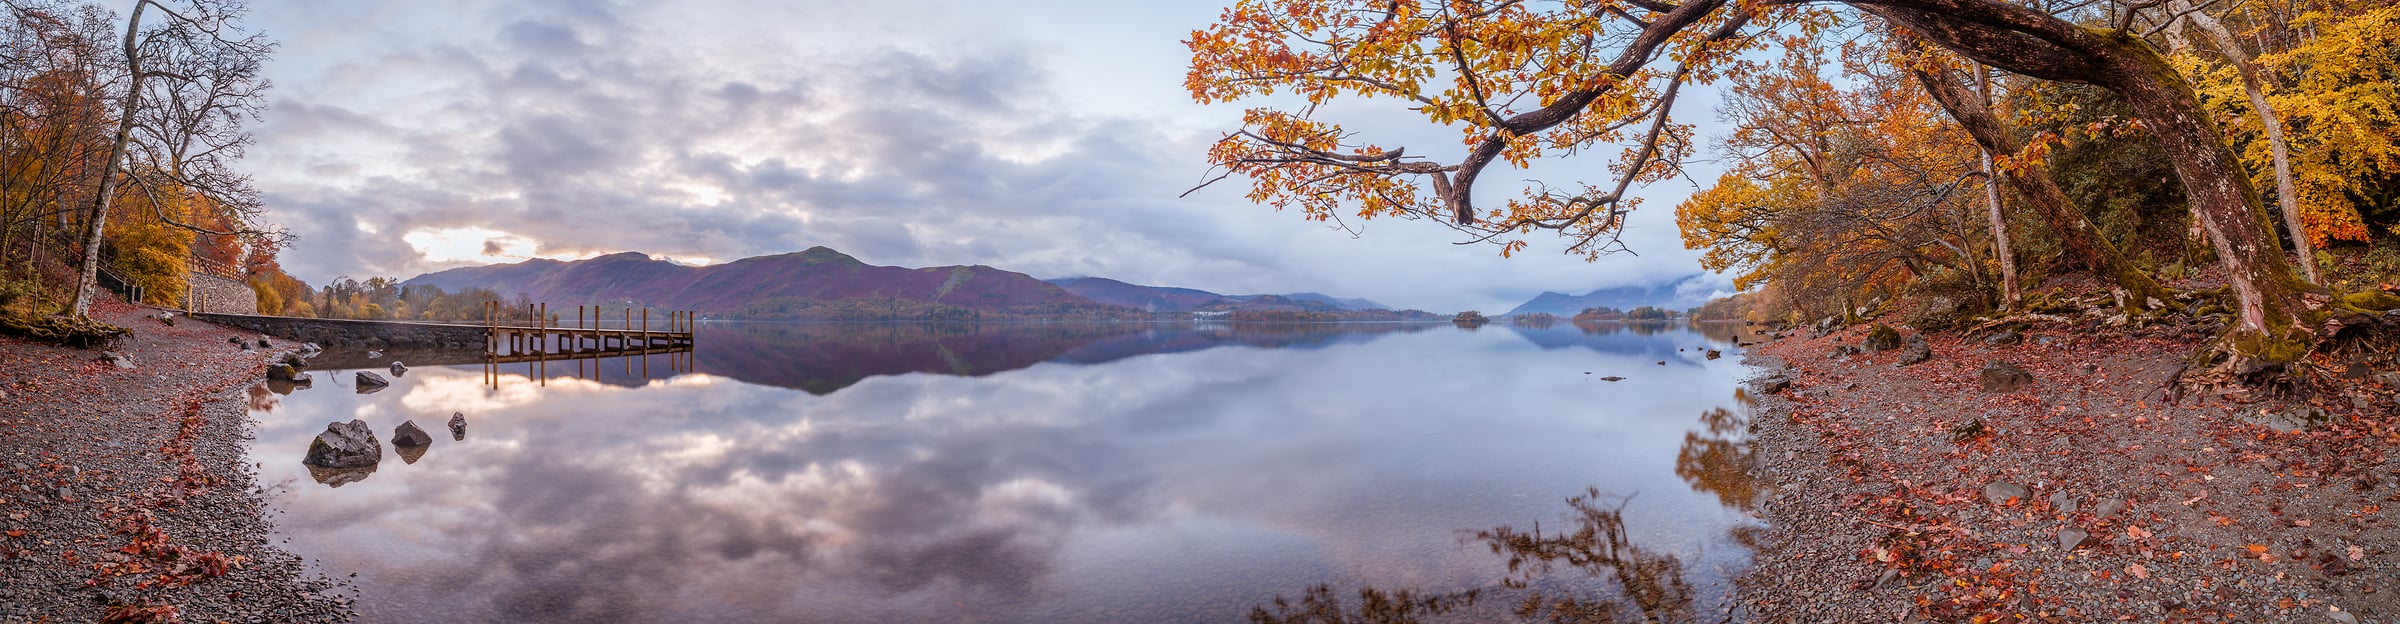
[188,313,487,351]
[185,273,259,315]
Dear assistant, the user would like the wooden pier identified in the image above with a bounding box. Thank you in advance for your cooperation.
[481,301,698,388]
[482,301,695,356]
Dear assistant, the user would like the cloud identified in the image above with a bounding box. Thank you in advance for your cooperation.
[245,0,1731,312]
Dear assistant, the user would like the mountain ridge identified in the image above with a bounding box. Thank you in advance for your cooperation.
[405,248,1396,320]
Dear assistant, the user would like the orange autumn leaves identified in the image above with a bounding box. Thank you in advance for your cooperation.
[1184,0,1772,257]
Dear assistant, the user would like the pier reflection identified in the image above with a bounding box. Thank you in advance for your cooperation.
[480,344,696,389]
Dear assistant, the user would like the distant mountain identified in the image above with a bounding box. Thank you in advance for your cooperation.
[405,247,1098,318]
[1045,278,1390,313]
[1503,274,1720,317]
[1197,294,1343,313]
[1259,292,1388,311]
[1046,277,1231,312]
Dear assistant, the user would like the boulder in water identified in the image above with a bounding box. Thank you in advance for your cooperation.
[355,371,391,393]
[303,419,382,468]
[392,420,433,447]
[447,412,467,441]
[389,361,408,376]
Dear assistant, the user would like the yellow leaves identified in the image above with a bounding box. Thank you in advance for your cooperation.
[2188,6,2400,245]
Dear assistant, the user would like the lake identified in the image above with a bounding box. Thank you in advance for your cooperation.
[243,320,1768,623]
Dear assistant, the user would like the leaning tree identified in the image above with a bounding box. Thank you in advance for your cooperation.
[1185,0,2396,371]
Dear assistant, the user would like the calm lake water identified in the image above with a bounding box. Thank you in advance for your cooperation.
[243,321,1767,623]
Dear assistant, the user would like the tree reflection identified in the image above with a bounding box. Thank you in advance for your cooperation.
[1254,394,1763,624]
[1676,390,1761,512]
[1249,490,1696,624]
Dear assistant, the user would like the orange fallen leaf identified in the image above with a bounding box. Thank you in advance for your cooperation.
[2246,544,2270,555]
[2127,563,2149,579]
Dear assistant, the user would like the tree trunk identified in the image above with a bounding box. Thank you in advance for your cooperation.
[2088,32,2311,345]
[2170,0,2318,285]
[68,0,149,318]
[1980,148,2017,307]
[1976,66,2019,309]
[1864,1,2317,363]
[1906,55,2169,307]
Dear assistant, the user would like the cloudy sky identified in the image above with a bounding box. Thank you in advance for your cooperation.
[243,0,1735,312]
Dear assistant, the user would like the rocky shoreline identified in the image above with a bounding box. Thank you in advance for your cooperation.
[1,299,352,623]
[1736,312,2398,622]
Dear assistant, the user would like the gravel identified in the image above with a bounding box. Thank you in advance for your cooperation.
[1737,320,2400,622]
[2,298,353,622]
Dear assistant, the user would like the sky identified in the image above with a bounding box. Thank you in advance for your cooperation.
[243,0,1737,312]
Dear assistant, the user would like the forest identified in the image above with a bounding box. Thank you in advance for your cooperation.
[1187,0,2400,382]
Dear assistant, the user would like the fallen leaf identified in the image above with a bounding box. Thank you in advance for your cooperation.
[2127,526,2152,539]
[2293,519,2311,527]
[2247,544,2271,555]
[2350,546,2366,562]
[2127,563,2149,579]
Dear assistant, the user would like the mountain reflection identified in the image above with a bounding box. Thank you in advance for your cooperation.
[690,322,1440,394]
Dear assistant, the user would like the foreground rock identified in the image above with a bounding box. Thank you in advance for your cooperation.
[1893,334,1931,366]
[1863,324,1901,352]
[391,420,433,447]
[1751,372,1794,394]
[389,361,408,376]
[303,419,382,469]
[447,412,467,441]
[1978,360,2034,392]
[354,370,390,393]
[1982,481,2030,506]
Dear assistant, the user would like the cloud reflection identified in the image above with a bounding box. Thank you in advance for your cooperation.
[250,324,1760,622]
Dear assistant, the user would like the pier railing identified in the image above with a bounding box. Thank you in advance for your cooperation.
[481,301,696,356]
[480,301,698,388]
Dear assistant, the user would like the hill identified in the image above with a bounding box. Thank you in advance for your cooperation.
[1045,277,1231,312]
[405,247,1108,319]
[1044,278,1391,313]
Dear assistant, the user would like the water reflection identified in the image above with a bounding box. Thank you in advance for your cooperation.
[1246,392,1765,624]
[246,322,1762,622]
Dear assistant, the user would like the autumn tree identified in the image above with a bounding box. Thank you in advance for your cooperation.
[1676,36,1996,320]
[62,0,272,318]
[1188,0,2392,368]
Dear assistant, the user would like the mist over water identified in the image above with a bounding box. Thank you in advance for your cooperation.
[246,321,1767,623]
